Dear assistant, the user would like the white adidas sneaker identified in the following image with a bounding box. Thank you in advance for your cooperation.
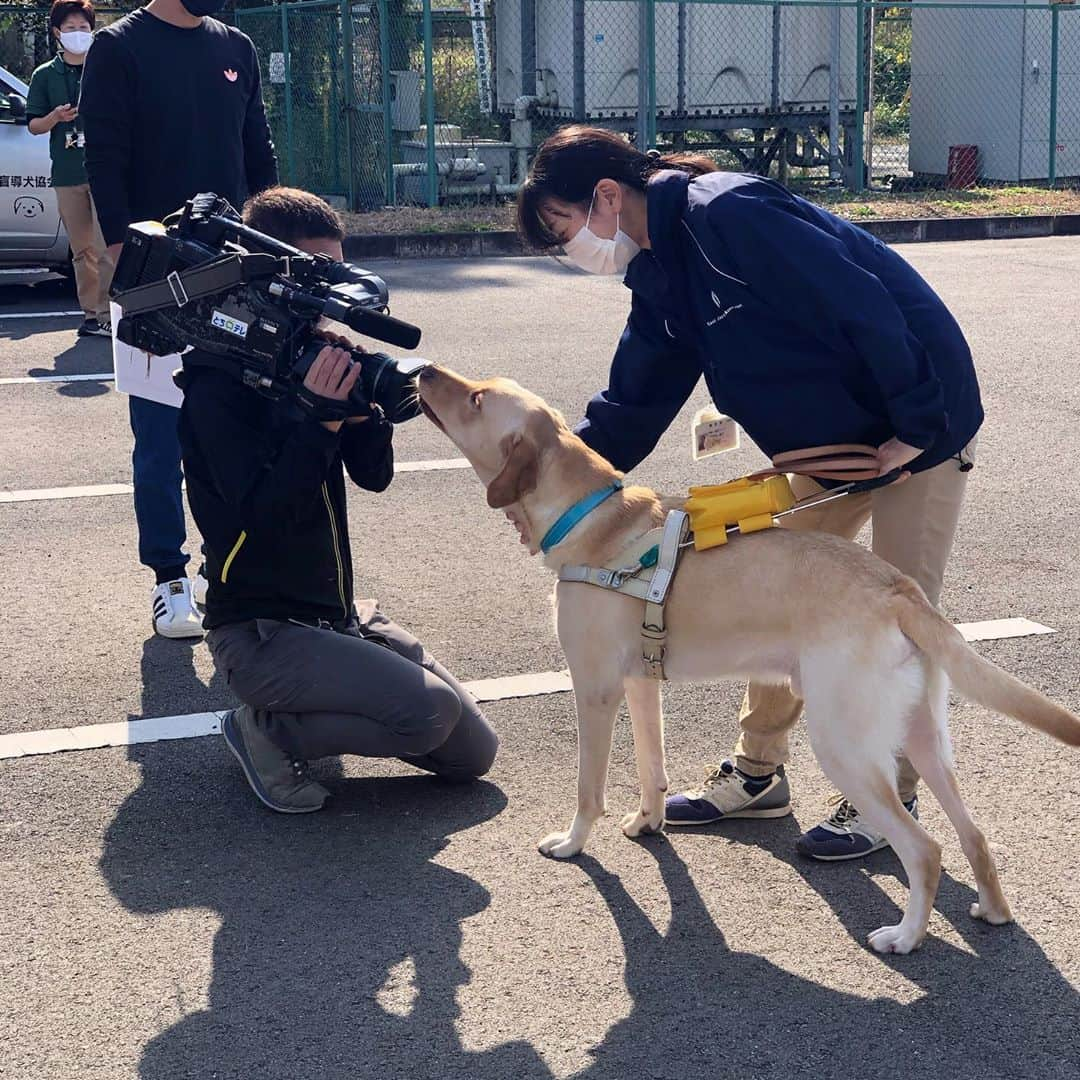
[152,579,204,639]
[191,570,209,614]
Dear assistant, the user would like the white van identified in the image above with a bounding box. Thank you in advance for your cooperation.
[0,63,70,273]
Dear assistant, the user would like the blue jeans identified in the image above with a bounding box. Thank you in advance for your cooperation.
[129,395,188,582]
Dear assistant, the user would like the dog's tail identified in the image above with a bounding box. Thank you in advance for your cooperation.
[892,578,1080,746]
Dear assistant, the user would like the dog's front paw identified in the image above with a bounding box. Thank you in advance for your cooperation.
[538,831,584,859]
[970,900,1013,925]
[867,923,925,955]
[620,809,664,838]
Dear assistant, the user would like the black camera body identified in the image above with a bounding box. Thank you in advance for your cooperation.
[110,194,427,423]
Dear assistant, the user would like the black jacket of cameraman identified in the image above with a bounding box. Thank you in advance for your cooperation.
[178,363,393,630]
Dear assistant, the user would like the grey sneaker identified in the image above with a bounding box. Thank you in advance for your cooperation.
[665,760,792,826]
[221,707,329,814]
[797,794,919,861]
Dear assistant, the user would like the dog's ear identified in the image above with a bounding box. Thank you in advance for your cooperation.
[486,433,539,509]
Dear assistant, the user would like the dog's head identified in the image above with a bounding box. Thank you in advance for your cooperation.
[419,365,650,562]
[418,366,564,510]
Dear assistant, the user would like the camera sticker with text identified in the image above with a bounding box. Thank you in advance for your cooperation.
[212,310,249,339]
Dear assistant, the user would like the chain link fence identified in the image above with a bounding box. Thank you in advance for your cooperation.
[1,4,133,81]
[231,1,506,209]
[5,0,1079,212]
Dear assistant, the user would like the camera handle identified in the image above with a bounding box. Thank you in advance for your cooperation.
[113,251,279,317]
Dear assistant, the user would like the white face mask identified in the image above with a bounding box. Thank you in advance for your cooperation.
[562,188,641,276]
[59,30,93,55]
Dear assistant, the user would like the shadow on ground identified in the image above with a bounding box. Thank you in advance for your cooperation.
[100,642,1078,1079]
[569,828,1078,1079]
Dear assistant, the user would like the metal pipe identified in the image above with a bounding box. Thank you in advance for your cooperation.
[282,4,294,185]
[828,0,841,183]
[677,2,687,116]
[341,0,356,210]
[422,0,437,207]
[645,0,657,146]
[443,183,520,196]
[573,0,585,121]
[853,0,866,192]
[512,95,539,185]
[637,0,649,147]
[771,4,781,112]
[521,0,536,98]
[378,0,395,206]
[393,159,487,178]
[866,2,876,186]
[1049,4,1061,187]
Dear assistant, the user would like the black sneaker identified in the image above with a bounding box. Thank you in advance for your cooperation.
[77,317,110,338]
[221,707,329,814]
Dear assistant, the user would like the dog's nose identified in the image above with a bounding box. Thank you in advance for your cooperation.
[418,365,438,383]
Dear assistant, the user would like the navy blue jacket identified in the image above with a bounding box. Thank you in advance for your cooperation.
[575,170,983,477]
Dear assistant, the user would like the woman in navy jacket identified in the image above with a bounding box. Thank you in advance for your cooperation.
[517,126,982,862]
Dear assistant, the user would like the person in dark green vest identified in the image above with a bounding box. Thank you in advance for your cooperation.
[26,0,113,337]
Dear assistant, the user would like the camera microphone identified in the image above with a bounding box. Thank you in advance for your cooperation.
[342,306,422,351]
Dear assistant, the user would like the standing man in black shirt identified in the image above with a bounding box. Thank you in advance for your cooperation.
[80,0,278,638]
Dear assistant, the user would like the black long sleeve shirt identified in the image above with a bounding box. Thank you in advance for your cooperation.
[178,365,394,630]
[79,9,278,246]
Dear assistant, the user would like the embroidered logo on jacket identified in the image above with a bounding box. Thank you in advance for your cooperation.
[706,291,743,327]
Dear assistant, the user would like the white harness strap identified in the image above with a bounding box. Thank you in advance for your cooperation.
[559,509,691,680]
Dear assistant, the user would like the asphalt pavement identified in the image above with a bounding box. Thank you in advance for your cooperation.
[1,242,1078,1080]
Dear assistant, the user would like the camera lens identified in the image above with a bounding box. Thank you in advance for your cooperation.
[357,353,429,424]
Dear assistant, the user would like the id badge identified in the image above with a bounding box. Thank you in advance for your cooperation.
[691,408,740,461]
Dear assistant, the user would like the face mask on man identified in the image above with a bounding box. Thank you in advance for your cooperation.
[58,30,93,54]
[562,187,641,276]
[180,0,227,15]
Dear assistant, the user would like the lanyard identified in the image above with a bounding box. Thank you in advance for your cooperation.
[61,59,82,133]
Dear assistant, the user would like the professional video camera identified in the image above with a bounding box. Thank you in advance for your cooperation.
[110,193,428,423]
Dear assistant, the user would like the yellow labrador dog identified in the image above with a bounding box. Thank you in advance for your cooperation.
[418,365,1080,954]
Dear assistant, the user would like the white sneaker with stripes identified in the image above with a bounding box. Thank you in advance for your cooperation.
[152,579,204,639]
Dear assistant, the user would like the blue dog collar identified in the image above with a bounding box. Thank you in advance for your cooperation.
[539,481,624,555]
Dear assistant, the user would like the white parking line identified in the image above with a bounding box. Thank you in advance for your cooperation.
[395,458,471,473]
[0,310,83,319]
[0,619,1057,761]
[0,670,574,759]
[0,372,114,385]
[0,482,135,503]
[0,459,472,504]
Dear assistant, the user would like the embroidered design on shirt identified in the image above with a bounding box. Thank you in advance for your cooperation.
[224,69,239,82]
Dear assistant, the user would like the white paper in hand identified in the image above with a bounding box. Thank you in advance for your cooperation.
[111,301,184,408]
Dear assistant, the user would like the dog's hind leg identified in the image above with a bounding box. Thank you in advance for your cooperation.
[804,657,942,954]
[903,666,1013,927]
[621,677,668,839]
[538,674,623,859]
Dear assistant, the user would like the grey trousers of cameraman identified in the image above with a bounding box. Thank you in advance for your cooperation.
[206,602,498,780]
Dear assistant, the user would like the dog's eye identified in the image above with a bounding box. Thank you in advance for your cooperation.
[470,391,483,410]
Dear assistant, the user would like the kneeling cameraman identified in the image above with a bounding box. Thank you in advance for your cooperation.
[178,187,498,813]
